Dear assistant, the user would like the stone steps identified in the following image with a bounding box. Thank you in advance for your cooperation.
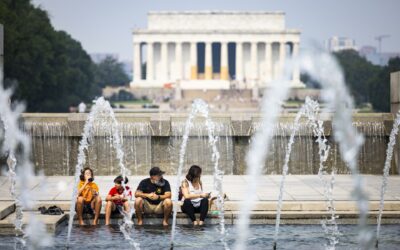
[29,200,400,212]
[1,200,399,235]
[0,211,67,235]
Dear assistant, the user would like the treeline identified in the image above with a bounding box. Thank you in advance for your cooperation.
[303,49,400,112]
[0,0,129,112]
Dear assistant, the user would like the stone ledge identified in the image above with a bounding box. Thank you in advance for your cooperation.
[0,212,67,236]
[0,202,15,220]
[29,200,400,213]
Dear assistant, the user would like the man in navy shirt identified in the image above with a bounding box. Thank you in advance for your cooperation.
[134,167,172,226]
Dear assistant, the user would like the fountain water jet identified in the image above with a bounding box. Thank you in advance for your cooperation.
[375,111,400,248]
[0,72,52,248]
[298,49,371,249]
[273,97,339,249]
[235,47,371,250]
[170,99,227,249]
[234,75,292,250]
[66,97,139,249]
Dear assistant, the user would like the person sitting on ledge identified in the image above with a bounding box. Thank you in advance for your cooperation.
[134,167,172,226]
[180,165,210,226]
[76,167,102,225]
[105,175,132,226]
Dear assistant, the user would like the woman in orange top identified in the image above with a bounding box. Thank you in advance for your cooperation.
[76,167,102,225]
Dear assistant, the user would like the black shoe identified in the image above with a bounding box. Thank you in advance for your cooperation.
[38,206,47,214]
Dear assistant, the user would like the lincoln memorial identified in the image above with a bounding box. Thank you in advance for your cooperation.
[130,11,305,90]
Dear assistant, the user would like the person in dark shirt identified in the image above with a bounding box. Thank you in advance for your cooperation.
[134,167,172,226]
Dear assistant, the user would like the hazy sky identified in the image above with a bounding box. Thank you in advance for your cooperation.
[32,0,400,61]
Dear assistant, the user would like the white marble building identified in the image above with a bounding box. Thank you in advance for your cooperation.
[131,11,305,89]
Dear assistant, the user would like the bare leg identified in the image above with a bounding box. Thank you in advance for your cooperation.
[162,198,172,226]
[76,197,85,225]
[105,201,115,225]
[134,197,144,225]
[123,200,130,213]
[92,196,102,225]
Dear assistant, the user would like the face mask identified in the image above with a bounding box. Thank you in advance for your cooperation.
[154,178,165,187]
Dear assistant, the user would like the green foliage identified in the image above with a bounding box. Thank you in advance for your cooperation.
[334,50,381,105]
[368,57,400,112]
[334,50,400,112]
[0,0,100,112]
[94,56,130,88]
[109,89,135,102]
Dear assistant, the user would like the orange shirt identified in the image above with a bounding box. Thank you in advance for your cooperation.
[78,181,99,203]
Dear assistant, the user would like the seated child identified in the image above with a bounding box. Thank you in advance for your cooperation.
[105,175,132,225]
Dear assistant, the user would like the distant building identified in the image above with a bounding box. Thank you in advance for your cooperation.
[131,11,305,89]
[359,45,400,66]
[325,36,357,52]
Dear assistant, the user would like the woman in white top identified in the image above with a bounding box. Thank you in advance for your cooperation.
[181,165,210,225]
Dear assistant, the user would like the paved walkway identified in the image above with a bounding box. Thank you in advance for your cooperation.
[0,175,399,202]
[0,175,399,234]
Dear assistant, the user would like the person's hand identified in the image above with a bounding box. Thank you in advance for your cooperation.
[148,192,158,200]
[113,195,122,201]
[201,193,210,198]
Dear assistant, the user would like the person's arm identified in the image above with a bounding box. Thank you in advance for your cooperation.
[135,190,150,199]
[135,180,149,199]
[92,183,99,196]
[181,181,207,200]
[158,191,171,201]
[106,194,123,202]
[78,180,88,195]
[105,194,113,202]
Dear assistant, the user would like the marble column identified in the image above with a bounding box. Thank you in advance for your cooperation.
[235,42,243,82]
[161,42,168,80]
[175,42,182,80]
[205,42,213,80]
[251,41,258,80]
[220,42,229,80]
[146,42,154,81]
[265,42,272,82]
[133,42,141,81]
[279,41,286,76]
[190,42,198,80]
[292,42,300,84]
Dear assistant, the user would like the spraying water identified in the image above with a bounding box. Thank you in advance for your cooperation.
[235,47,371,249]
[299,49,371,249]
[234,75,292,250]
[66,97,139,249]
[308,99,339,250]
[273,97,339,249]
[375,111,400,247]
[170,99,226,249]
[0,72,52,248]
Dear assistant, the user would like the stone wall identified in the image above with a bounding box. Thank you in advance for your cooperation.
[8,113,395,176]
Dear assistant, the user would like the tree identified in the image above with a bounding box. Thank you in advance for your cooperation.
[94,56,130,88]
[0,0,100,112]
[334,50,381,105]
[369,57,400,112]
